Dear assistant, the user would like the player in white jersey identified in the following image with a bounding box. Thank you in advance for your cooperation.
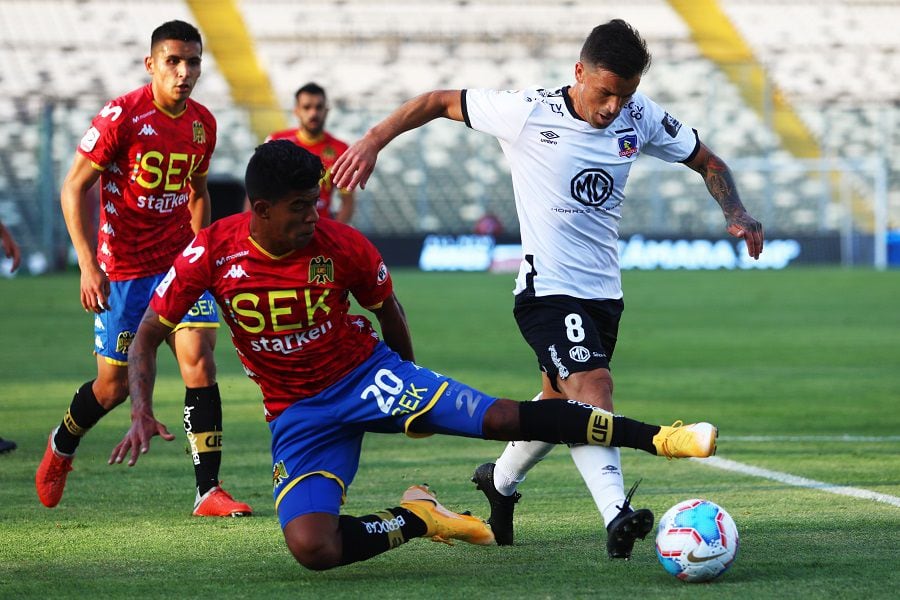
[333,19,763,559]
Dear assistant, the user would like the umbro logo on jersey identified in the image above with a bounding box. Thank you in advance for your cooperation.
[539,130,559,145]
[138,123,158,136]
[223,264,249,279]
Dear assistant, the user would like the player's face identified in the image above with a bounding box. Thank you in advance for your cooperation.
[270,187,321,250]
[571,62,640,129]
[145,39,203,112]
[294,93,328,136]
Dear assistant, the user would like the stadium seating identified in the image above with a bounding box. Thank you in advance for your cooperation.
[0,0,896,259]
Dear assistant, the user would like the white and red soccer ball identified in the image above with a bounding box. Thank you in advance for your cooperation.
[655,499,739,583]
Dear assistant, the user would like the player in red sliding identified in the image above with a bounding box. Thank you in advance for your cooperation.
[36,20,251,517]
[109,140,717,571]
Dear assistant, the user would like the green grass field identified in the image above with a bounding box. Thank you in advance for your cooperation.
[2,268,899,599]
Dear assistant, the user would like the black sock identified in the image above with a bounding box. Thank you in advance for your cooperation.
[184,384,222,496]
[338,507,427,565]
[518,399,661,454]
[611,417,661,454]
[53,381,109,455]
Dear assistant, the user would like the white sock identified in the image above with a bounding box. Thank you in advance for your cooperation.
[492,392,554,496]
[570,444,627,527]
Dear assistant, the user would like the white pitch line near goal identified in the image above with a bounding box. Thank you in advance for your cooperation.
[721,435,900,443]
[692,456,900,508]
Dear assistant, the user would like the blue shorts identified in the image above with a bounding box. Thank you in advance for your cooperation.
[269,342,497,528]
[94,272,219,365]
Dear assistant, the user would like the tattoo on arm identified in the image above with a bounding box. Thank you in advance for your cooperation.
[701,154,745,220]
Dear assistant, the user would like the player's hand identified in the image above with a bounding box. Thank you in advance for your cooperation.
[79,263,111,313]
[726,212,764,260]
[109,412,175,467]
[331,137,380,191]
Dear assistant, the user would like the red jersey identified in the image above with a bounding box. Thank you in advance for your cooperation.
[265,129,348,219]
[77,84,217,280]
[151,213,393,420]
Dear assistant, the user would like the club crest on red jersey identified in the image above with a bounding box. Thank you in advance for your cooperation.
[192,120,206,143]
[308,256,334,284]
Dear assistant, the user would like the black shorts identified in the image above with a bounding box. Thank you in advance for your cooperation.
[514,293,624,390]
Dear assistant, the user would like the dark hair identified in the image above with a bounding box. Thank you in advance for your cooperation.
[151,20,202,51]
[245,140,324,202]
[580,19,651,79]
[294,82,327,102]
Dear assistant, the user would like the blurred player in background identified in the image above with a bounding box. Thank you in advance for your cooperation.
[35,20,252,517]
[266,83,355,223]
[109,140,717,571]
[332,19,763,558]
[1,218,22,453]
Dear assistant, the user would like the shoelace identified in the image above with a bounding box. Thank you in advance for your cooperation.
[616,478,643,513]
[660,420,685,459]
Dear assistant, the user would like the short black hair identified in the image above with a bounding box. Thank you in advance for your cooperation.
[151,20,202,52]
[294,82,327,102]
[245,140,324,202]
[580,19,651,79]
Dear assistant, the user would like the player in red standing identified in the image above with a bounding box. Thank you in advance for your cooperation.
[266,83,355,223]
[109,140,717,571]
[35,20,251,517]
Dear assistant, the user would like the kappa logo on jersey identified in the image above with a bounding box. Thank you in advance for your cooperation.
[192,120,206,143]
[94,315,104,330]
[138,123,158,136]
[100,241,112,256]
[103,181,121,195]
[104,201,118,216]
[662,112,682,137]
[540,130,559,145]
[570,168,616,208]
[107,162,123,175]
[223,263,250,279]
[272,460,289,491]
[100,222,115,236]
[617,134,639,158]
[308,256,334,284]
[80,126,101,152]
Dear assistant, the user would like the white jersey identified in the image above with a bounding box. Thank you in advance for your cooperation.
[462,86,699,299]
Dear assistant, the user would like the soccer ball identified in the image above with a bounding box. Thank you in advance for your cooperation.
[655,499,739,583]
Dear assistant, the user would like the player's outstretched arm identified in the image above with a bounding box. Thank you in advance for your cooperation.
[109,306,176,467]
[331,90,464,191]
[685,143,764,259]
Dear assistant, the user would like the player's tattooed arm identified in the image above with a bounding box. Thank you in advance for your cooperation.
[686,143,764,259]
[110,307,176,466]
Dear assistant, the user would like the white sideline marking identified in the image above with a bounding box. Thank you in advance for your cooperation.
[693,456,900,508]
[721,435,900,443]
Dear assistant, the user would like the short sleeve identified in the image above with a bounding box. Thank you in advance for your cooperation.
[77,101,128,168]
[150,233,213,326]
[462,88,536,144]
[636,96,700,164]
[346,230,393,309]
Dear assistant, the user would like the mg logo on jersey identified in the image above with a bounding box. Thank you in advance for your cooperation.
[308,256,334,284]
[570,168,616,208]
[138,123,158,136]
[569,345,590,363]
[223,263,249,279]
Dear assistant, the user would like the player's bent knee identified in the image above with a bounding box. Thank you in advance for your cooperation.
[283,514,343,571]
[284,530,342,571]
